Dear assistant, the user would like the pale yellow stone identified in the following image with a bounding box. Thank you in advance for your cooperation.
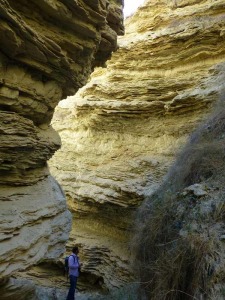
[50,0,225,290]
[0,0,123,282]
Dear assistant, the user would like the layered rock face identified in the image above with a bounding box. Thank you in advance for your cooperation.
[50,0,225,292]
[0,0,123,283]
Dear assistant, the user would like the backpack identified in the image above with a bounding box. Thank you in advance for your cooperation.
[64,255,75,281]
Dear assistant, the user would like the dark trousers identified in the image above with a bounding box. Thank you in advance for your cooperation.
[66,275,78,300]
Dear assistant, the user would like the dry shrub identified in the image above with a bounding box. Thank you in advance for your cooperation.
[165,109,225,191]
[133,106,225,299]
[133,194,210,300]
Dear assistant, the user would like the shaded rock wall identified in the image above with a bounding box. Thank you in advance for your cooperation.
[50,0,225,291]
[0,0,123,281]
[134,106,225,299]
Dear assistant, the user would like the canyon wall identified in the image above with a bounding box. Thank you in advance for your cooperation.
[50,0,225,292]
[0,0,123,283]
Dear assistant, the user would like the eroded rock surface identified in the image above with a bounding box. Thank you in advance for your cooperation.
[0,0,123,283]
[50,0,225,291]
[0,0,123,185]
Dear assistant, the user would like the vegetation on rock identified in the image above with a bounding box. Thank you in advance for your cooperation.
[133,99,225,299]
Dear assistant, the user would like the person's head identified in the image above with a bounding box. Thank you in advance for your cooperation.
[72,246,79,255]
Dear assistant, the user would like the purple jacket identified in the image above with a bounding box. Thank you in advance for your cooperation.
[68,254,80,277]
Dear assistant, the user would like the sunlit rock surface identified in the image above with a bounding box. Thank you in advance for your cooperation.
[0,0,123,185]
[0,176,71,276]
[50,0,225,291]
[0,0,124,284]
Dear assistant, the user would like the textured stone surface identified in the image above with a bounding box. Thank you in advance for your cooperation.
[0,176,71,277]
[50,0,225,291]
[0,0,123,185]
[0,0,123,282]
[0,277,122,300]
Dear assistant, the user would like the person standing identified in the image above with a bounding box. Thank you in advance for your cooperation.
[66,246,82,300]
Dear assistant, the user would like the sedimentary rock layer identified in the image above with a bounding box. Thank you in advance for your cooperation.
[0,176,71,277]
[0,0,123,281]
[0,0,123,185]
[50,0,225,291]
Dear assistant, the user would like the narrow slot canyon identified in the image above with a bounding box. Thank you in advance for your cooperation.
[1,1,225,299]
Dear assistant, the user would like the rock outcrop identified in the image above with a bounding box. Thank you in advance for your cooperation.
[50,0,225,292]
[0,0,123,284]
[134,106,225,299]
